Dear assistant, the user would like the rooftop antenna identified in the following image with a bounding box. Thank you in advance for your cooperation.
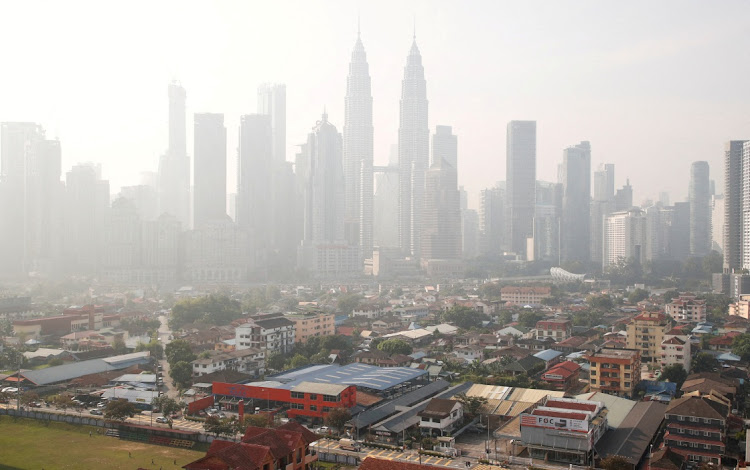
[358,12,361,38]
[413,15,416,40]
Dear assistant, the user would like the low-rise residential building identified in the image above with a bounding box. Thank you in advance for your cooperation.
[184,422,318,470]
[501,286,551,305]
[535,319,572,341]
[661,328,691,373]
[418,398,463,436]
[586,348,641,398]
[352,350,411,368]
[663,391,730,466]
[519,397,607,466]
[285,312,334,344]
[665,293,707,324]
[541,360,581,391]
[192,348,265,378]
[451,344,484,363]
[235,316,295,355]
[626,311,670,363]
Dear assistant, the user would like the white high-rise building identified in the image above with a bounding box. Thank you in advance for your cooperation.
[689,161,711,256]
[506,121,536,258]
[603,208,647,269]
[158,81,191,228]
[343,29,373,260]
[398,35,429,258]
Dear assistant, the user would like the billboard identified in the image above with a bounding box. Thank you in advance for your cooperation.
[521,414,589,432]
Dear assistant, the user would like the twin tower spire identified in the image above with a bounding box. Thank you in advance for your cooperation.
[343,22,428,261]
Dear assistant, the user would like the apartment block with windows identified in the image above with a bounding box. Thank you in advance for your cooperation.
[586,348,641,398]
[285,312,335,344]
[535,319,572,341]
[626,311,670,363]
[663,392,730,466]
[665,293,707,324]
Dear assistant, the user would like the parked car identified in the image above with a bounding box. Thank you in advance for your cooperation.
[315,426,330,434]
[339,439,361,452]
[155,417,169,423]
[28,402,42,408]
[90,409,103,415]
[97,402,107,408]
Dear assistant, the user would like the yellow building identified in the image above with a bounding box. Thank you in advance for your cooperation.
[586,348,641,398]
[626,311,670,363]
[285,312,335,344]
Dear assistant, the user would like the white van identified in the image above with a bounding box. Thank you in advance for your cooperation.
[339,439,361,452]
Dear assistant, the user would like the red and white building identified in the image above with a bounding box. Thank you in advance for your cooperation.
[541,360,581,391]
[535,319,572,341]
[501,286,551,305]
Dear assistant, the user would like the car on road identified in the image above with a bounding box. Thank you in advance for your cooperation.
[314,426,330,434]
[155,416,169,423]
[28,401,42,408]
[90,409,103,415]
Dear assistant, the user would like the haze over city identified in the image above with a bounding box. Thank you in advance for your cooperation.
[2,0,750,203]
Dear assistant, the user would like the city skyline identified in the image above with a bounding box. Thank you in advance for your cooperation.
[2,1,749,206]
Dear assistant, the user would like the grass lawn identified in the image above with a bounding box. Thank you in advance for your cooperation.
[0,415,206,469]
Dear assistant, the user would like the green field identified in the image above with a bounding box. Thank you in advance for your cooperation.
[0,415,206,469]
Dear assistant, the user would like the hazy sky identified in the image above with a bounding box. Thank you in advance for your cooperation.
[2,0,750,207]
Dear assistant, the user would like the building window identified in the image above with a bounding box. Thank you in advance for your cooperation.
[591,379,597,384]
[323,407,331,412]
[309,394,317,400]
[291,391,305,399]
[323,395,339,402]
[291,403,304,410]
[310,405,317,411]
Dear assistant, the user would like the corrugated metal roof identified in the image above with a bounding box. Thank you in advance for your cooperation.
[351,379,452,429]
[465,384,511,400]
[21,352,151,386]
[574,392,636,429]
[291,381,348,395]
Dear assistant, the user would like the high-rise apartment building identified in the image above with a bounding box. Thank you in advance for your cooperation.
[343,31,373,260]
[479,183,505,255]
[398,36,429,258]
[63,163,109,275]
[689,161,711,256]
[237,114,273,275]
[257,84,286,164]
[506,121,536,258]
[614,180,633,211]
[0,122,64,276]
[534,181,562,263]
[560,141,591,263]
[725,141,746,272]
[743,142,750,271]
[603,208,647,268]
[158,81,191,228]
[298,113,360,276]
[591,164,615,264]
[420,156,461,272]
[593,163,615,202]
[193,113,227,228]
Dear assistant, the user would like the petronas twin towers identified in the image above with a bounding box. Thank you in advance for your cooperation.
[344,29,429,261]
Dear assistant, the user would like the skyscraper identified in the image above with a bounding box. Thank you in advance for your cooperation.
[420,156,462,275]
[560,141,591,263]
[742,142,750,270]
[398,34,429,258]
[257,84,286,163]
[158,81,190,228]
[432,125,457,170]
[193,113,227,228]
[343,29,374,260]
[298,112,360,276]
[506,120,536,258]
[237,114,273,275]
[603,208,647,269]
[479,183,505,256]
[724,141,746,272]
[63,163,109,275]
[0,122,64,276]
[591,163,615,265]
[689,161,711,256]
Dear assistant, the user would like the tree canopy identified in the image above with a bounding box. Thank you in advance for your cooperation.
[600,455,631,470]
[324,407,351,435]
[170,294,242,329]
[377,338,413,356]
[692,352,719,373]
[151,395,180,428]
[165,339,196,367]
[170,361,193,390]
[104,399,139,422]
[440,305,489,329]
[732,334,750,361]
[659,364,687,388]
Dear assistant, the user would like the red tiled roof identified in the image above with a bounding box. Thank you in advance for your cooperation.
[542,361,581,380]
[545,398,596,412]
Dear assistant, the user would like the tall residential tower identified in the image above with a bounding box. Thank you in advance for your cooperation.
[506,121,536,258]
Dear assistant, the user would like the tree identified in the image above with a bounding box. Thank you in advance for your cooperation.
[600,455,631,470]
[441,305,489,330]
[19,391,39,406]
[732,334,750,361]
[518,310,543,328]
[170,294,242,329]
[165,339,196,367]
[240,414,270,430]
[136,340,164,360]
[377,338,413,356]
[337,293,362,314]
[204,416,235,437]
[663,289,680,304]
[627,288,649,304]
[50,394,74,410]
[151,395,180,428]
[104,399,139,422]
[289,354,310,369]
[587,294,614,311]
[170,361,193,389]
[659,364,687,388]
[454,393,488,418]
[692,352,719,373]
[113,338,128,354]
[324,407,351,435]
[267,353,286,371]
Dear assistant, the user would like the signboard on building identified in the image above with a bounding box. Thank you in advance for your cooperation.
[521,414,588,432]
